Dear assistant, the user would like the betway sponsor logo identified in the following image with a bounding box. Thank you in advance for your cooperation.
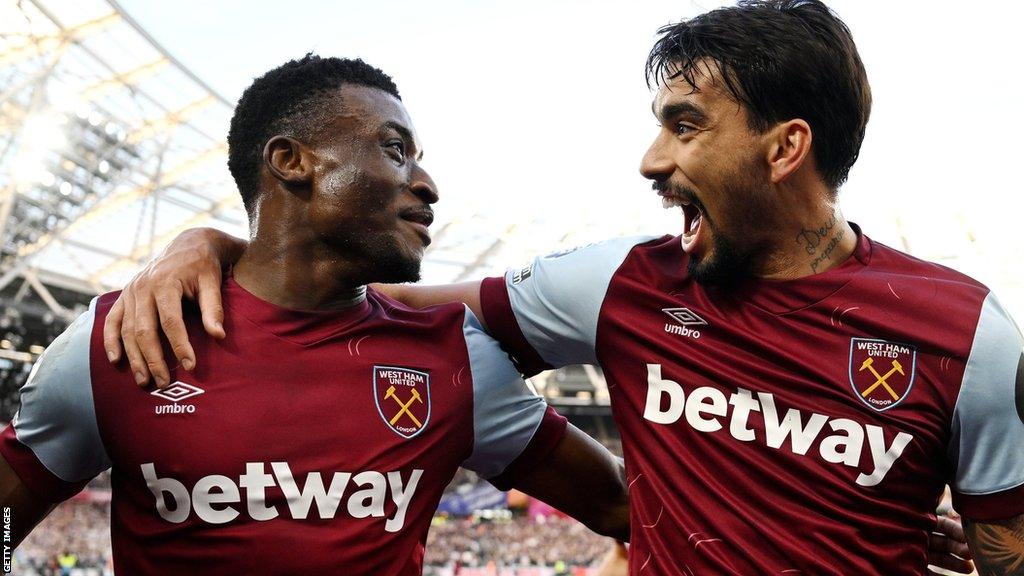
[642,364,913,487]
[142,462,422,532]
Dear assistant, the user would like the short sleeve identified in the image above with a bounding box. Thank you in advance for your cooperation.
[948,292,1024,520]
[460,307,567,480]
[0,299,111,502]
[479,235,656,376]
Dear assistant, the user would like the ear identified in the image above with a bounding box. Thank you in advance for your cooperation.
[766,119,812,184]
[263,135,314,186]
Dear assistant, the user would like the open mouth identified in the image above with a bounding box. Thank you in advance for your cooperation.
[660,192,705,254]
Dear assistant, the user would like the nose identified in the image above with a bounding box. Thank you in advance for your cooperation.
[410,164,438,205]
[639,131,674,182]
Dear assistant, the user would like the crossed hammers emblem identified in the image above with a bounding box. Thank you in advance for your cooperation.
[858,357,904,401]
[384,385,423,428]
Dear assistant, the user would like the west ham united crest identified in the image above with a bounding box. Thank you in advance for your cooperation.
[849,338,916,412]
[374,365,431,438]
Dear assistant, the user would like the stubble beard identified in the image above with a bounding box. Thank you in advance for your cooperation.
[326,228,423,285]
[687,170,773,291]
[359,234,423,285]
[687,232,753,291]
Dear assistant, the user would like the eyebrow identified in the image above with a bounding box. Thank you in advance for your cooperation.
[384,121,423,161]
[653,100,709,126]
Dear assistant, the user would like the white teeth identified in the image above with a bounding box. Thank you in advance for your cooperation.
[661,196,690,209]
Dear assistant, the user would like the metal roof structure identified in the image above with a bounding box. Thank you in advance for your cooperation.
[0,0,658,322]
[1,0,245,326]
[1,0,1020,365]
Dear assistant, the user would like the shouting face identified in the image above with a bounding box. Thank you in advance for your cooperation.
[640,64,777,289]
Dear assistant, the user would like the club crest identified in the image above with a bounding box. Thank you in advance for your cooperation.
[374,365,431,438]
[849,338,916,412]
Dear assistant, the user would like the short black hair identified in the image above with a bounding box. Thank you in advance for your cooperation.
[646,0,871,190]
[227,54,401,215]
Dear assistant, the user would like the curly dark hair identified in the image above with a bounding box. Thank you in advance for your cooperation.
[646,0,871,190]
[227,54,400,214]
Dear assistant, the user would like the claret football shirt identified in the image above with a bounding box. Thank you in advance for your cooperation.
[1,278,566,575]
[480,225,1024,575]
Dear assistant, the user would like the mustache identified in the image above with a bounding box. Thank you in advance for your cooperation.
[652,181,703,209]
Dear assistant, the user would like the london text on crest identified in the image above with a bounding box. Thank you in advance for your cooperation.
[373,366,431,438]
[848,338,916,412]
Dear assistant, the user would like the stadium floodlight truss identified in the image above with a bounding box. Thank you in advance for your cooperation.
[9,0,1007,403]
[0,0,664,298]
[0,0,245,326]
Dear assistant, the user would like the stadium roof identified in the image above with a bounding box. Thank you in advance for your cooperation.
[1,0,243,319]
[1,0,666,325]
[2,0,1022,329]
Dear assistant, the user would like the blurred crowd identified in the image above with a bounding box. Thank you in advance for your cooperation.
[0,361,31,422]
[14,501,112,576]
[425,516,612,570]
[9,483,612,575]
[11,504,611,575]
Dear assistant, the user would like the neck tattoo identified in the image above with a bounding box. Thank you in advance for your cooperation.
[795,213,845,273]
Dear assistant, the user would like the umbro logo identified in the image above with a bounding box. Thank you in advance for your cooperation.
[663,307,708,326]
[662,307,706,339]
[152,381,204,402]
[152,381,204,415]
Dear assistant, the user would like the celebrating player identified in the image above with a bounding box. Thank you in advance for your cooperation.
[105,1,1018,574]
[0,56,629,574]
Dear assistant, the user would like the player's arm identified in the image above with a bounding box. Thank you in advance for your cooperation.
[459,308,629,540]
[377,281,484,324]
[0,302,112,547]
[101,227,475,385]
[102,227,246,387]
[963,515,1024,575]
[493,425,629,540]
[475,236,656,377]
[0,456,55,547]
[947,293,1024,574]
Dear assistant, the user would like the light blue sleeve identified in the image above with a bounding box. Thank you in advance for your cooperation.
[949,293,1024,499]
[460,307,550,479]
[503,235,656,367]
[12,299,111,482]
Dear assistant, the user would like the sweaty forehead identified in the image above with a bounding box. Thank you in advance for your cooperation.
[324,84,418,139]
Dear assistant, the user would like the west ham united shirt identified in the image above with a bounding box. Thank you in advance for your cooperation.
[480,226,1024,575]
[1,278,566,575]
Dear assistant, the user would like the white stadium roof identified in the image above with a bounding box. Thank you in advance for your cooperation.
[1,0,1021,327]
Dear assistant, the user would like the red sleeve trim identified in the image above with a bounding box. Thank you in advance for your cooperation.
[0,425,87,503]
[479,276,552,378]
[489,406,568,490]
[953,482,1024,521]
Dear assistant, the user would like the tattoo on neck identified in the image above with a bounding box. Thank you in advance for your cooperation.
[795,213,838,256]
[809,228,845,273]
